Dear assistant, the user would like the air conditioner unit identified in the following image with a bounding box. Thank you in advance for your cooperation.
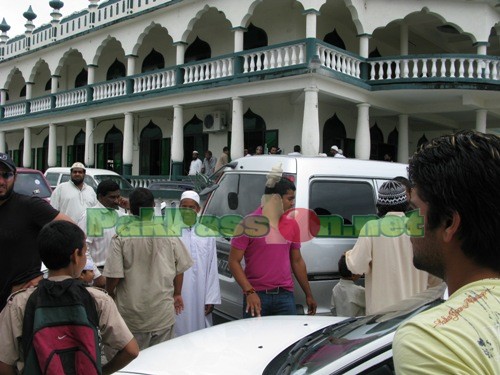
[203,111,226,132]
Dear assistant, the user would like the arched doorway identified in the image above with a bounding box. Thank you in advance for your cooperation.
[97,126,123,174]
[322,114,354,156]
[183,116,207,174]
[243,109,266,154]
[68,130,85,166]
[140,121,163,175]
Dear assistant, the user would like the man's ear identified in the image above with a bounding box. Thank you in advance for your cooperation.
[443,211,460,243]
[70,248,83,263]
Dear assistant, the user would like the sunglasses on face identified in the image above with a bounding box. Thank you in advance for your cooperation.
[0,171,15,180]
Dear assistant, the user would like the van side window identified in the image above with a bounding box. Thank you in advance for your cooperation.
[204,173,267,217]
[309,180,376,225]
[60,174,70,183]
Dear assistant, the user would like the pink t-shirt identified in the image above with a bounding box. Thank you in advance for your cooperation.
[231,207,300,292]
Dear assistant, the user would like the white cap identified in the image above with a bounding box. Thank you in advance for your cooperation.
[192,150,199,154]
[180,190,200,205]
[70,162,86,171]
[330,145,339,151]
[338,149,344,155]
[83,258,94,271]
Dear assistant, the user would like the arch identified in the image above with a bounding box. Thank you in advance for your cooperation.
[29,59,52,83]
[184,37,211,63]
[388,127,398,145]
[71,129,85,165]
[370,123,384,143]
[181,5,230,42]
[93,36,125,66]
[54,48,86,76]
[20,85,26,98]
[107,58,126,80]
[322,113,347,154]
[323,29,346,50]
[132,22,171,56]
[75,68,88,88]
[139,121,163,175]
[244,108,266,154]
[141,48,165,72]
[183,115,207,174]
[417,134,429,149]
[244,23,268,50]
[99,125,123,173]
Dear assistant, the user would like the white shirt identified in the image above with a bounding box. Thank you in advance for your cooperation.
[175,226,221,337]
[50,181,97,222]
[188,158,203,175]
[334,153,346,158]
[78,201,126,267]
[331,279,365,317]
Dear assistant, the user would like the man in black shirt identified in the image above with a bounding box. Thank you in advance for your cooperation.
[0,153,70,311]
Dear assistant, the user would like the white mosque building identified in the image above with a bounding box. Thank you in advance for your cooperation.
[0,0,499,177]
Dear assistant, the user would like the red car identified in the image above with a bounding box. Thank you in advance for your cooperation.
[13,168,53,201]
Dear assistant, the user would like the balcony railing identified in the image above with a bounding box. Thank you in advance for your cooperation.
[2,39,500,121]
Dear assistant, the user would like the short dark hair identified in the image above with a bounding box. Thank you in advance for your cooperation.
[38,221,85,270]
[96,179,120,198]
[338,255,352,278]
[264,177,296,196]
[408,130,500,272]
[129,187,154,216]
[393,176,411,191]
[294,145,301,152]
[223,146,229,152]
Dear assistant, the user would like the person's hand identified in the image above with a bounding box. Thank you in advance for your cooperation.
[205,304,214,315]
[245,293,262,317]
[174,294,184,315]
[118,197,130,210]
[306,296,317,315]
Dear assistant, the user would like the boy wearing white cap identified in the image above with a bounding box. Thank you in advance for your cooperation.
[174,190,221,337]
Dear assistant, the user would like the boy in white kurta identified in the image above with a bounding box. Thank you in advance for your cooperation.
[174,191,221,337]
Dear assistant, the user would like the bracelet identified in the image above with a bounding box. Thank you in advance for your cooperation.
[244,288,256,296]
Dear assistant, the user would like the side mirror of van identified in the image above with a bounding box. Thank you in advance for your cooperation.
[228,192,238,210]
[199,184,219,196]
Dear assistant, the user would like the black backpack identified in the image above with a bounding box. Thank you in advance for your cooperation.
[22,278,102,375]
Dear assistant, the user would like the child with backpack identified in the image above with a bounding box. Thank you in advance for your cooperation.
[0,220,139,375]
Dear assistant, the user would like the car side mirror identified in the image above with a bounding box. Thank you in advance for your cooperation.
[228,192,238,210]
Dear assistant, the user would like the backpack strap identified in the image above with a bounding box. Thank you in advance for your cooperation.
[21,286,40,361]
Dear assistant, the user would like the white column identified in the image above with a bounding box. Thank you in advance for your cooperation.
[400,23,408,55]
[87,65,96,85]
[172,105,184,162]
[358,35,371,58]
[0,131,5,153]
[85,118,95,167]
[23,127,31,168]
[51,76,59,94]
[233,28,245,53]
[355,103,371,160]
[305,11,319,38]
[61,126,67,167]
[475,109,487,133]
[175,43,187,65]
[123,112,134,166]
[231,97,244,159]
[0,90,6,105]
[477,44,487,55]
[26,83,33,100]
[397,114,409,163]
[126,55,137,76]
[48,123,57,167]
[301,86,320,156]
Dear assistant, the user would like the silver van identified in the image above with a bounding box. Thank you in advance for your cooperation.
[201,155,408,321]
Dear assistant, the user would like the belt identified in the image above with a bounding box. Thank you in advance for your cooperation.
[262,287,285,294]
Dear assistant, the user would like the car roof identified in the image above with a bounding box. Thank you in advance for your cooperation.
[16,167,45,174]
[44,167,120,176]
[224,155,408,180]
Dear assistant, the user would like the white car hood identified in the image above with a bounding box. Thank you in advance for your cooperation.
[117,315,346,375]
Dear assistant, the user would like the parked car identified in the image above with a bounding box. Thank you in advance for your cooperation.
[200,156,409,321]
[117,287,445,375]
[44,167,133,196]
[14,168,52,201]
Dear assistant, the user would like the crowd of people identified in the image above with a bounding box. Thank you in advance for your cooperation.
[0,129,498,374]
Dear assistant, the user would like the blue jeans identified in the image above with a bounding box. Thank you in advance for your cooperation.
[243,289,296,318]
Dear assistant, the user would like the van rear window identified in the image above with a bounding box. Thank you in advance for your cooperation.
[309,180,376,226]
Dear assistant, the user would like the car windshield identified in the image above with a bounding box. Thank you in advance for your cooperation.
[14,172,52,198]
[93,175,133,190]
[265,291,444,375]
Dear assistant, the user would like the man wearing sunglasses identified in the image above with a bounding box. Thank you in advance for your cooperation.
[0,153,71,311]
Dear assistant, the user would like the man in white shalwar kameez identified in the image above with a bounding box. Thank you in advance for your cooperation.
[174,191,221,337]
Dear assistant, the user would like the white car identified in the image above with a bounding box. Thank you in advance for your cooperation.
[117,286,445,375]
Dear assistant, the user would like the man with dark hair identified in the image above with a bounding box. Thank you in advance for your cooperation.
[104,188,193,350]
[393,130,500,374]
[330,255,365,317]
[214,146,229,172]
[0,221,139,374]
[288,145,302,156]
[78,180,126,287]
[229,166,317,318]
[0,153,71,311]
[201,150,217,175]
[345,181,440,315]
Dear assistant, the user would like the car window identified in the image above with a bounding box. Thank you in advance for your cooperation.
[310,180,376,228]
[60,174,70,183]
[45,172,60,188]
[203,173,267,217]
[14,172,52,198]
